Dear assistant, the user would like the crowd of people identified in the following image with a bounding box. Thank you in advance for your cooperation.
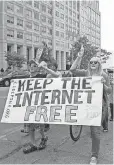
[17,45,114,165]
[0,45,113,165]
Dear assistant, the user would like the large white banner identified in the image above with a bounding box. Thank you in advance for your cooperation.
[1,77,103,126]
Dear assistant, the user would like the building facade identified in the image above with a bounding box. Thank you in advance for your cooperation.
[0,0,101,70]
[80,1,101,47]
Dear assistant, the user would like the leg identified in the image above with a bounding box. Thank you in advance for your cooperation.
[29,129,36,146]
[21,123,29,133]
[44,124,50,132]
[38,124,48,150]
[102,105,108,131]
[23,124,37,154]
[110,103,113,120]
[90,126,101,159]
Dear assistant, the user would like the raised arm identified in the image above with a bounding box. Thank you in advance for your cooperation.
[39,61,60,78]
[70,45,84,71]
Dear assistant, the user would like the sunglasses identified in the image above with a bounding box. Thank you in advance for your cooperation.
[90,61,98,64]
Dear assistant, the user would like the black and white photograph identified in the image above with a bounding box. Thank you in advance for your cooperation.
[0,0,113,164]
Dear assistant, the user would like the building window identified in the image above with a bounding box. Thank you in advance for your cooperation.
[61,42,64,48]
[56,1,59,7]
[41,26,46,33]
[48,8,52,15]
[7,29,14,37]
[56,21,59,27]
[69,26,72,31]
[16,5,23,14]
[56,41,59,46]
[17,32,23,39]
[77,1,80,12]
[34,1,39,9]
[56,11,59,17]
[69,9,72,16]
[48,18,52,25]
[69,18,72,24]
[34,24,39,31]
[7,15,14,24]
[18,0,23,4]
[17,46,22,54]
[47,28,52,35]
[73,1,76,10]
[17,18,23,27]
[41,38,47,43]
[69,1,72,8]
[26,33,32,41]
[73,20,76,26]
[77,14,80,20]
[34,36,39,42]
[26,1,32,6]
[60,14,64,19]
[48,39,52,46]
[26,21,32,29]
[61,32,64,38]
[56,31,59,36]
[73,12,76,17]
[60,4,64,10]
[65,7,68,13]
[48,1,52,5]
[41,15,46,23]
[7,2,14,11]
[61,23,64,29]
[7,45,12,52]
[66,16,68,22]
[34,12,39,20]
[26,9,32,18]
[41,4,46,12]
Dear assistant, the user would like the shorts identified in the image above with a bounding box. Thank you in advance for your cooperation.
[24,123,45,132]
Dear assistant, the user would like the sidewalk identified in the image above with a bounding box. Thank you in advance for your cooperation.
[0,122,113,164]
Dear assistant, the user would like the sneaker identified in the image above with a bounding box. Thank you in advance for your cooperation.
[38,136,48,150]
[103,129,108,132]
[44,124,50,132]
[90,157,97,165]
[21,129,29,133]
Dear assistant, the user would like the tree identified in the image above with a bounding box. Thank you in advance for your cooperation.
[5,51,27,69]
[39,42,56,66]
[100,49,112,63]
[69,36,99,69]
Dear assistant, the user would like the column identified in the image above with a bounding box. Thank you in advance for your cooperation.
[61,51,66,70]
[0,42,7,69]
[23,45,27,58]
[56,50,61,70]
[29,46,34,60]
[22,45,27,69]
[3,42,7,69]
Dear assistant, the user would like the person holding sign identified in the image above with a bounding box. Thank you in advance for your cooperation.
[69,45,111,165]
[38,60,62,78]
[22,60,48,153]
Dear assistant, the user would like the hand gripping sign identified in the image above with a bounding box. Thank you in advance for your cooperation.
[1,77,103,126]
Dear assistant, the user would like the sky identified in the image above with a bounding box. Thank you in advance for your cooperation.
[99,0,114,52]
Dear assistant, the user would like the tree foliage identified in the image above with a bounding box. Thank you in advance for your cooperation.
[39,42,56,66]
[69,36,99,69]
[100,49,112,61]
[5,51,27,68]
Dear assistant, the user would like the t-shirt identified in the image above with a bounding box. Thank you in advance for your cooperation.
[30,73,47,78]
[46,71,62,78]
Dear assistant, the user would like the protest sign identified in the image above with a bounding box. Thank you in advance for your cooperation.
[36,48,43,62]
[1,77,103,126]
